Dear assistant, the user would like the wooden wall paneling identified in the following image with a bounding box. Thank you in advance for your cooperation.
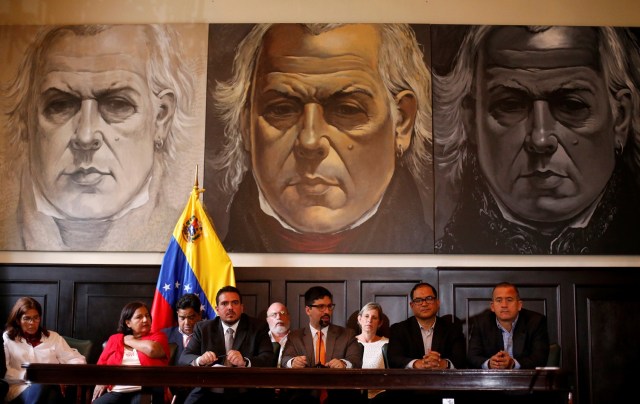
[0,280,60,333]
[360,281,421,329]
[235,280,271,318]
[574,272,640,404]
[234,267,436,330]
[438,268,562,343]
[75,281,156,363]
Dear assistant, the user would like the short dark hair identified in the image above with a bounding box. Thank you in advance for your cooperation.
[410,282,438,300]
[117,301,149,335]
[305,286,332,307]
[216,285,242,305]
[492,282,520,299]
[175,293,202,312]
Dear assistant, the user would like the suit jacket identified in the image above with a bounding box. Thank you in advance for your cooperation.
[387,315,466,369]
[281,324,363,368]
[178,313,274,368]
[467,308,550,369]
[162,326,185,365]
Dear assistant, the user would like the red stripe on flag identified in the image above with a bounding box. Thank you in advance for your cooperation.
[151,288,175,331]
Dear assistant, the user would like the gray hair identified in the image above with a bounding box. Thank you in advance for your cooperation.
[3,24,196,170]
[358,301,385,330]
[213,23,432,196]
[434,26,640,186]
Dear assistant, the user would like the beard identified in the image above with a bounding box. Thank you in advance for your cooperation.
[319,316,330,328]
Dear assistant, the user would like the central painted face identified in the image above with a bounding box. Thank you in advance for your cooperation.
[247,24,400,233]
[31,25,174,220]
[469,26,630,225]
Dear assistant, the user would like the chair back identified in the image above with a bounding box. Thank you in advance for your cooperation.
[62,335,93,363]
[547,343,561,367]
[381,342,389,368]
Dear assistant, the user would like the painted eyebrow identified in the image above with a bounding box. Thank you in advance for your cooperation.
[40,85,140,99]
[263,86,374,101]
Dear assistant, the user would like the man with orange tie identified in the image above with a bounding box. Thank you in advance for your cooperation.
[281,286,362,403]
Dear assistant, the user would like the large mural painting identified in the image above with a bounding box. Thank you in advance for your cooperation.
[2,23,640,255]
[0,24,207,251]
[432,25,640,254]
[203,23,435,254]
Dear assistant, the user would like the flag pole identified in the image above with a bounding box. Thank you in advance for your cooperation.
[194,165,199,189]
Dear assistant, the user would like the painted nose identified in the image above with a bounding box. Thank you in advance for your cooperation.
[294,103,330,160]
[70,99,103,151]
[524,100,558,154]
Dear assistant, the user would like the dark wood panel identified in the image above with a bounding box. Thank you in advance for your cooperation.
[0,281,60,331]
[235,281,270,318]
[575,284,640,404]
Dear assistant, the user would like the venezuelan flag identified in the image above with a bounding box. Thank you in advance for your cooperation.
[151,184,235,331]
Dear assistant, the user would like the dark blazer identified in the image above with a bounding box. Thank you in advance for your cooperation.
[178,313,274,368]
[162,326,185,365]
[281,324,363,368]
[0,341,7,400]
[387,315,467,369]
[467,308,550,369]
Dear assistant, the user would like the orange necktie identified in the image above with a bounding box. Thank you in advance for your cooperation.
[316,331,328,404]
[316,331,326,365]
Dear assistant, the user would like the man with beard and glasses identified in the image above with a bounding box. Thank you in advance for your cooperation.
[280,286,362,404]
[266,301,291,368]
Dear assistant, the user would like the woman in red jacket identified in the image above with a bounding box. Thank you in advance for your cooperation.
[92,301,170,403]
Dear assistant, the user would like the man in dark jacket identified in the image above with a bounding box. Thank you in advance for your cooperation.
[467,282,549,369]
[178,286,274,404]
[387,282,466,370]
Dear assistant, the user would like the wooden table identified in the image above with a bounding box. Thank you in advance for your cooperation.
[24,364,573,403]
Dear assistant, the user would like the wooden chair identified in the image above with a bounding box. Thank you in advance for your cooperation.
[61,336,94,404]
[547,343,561,367]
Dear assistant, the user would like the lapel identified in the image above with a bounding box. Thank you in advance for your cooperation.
[303,326,316,365]
[410,317,426,356]
[512,316,525,356]
[325,325,337,360]
[233,315,247,350]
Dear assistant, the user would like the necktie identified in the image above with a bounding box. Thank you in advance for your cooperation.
[316,331,328,403]
[316,330,326,365]
[184,334,191,348]
[225,328,234,353]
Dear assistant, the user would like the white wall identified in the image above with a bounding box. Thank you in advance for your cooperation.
[0,0,638,267]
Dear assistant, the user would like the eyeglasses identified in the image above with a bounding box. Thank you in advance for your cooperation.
[21,315,41,323]
[267,311,288,318]
[308,304,336,311]
[411,296,437,305]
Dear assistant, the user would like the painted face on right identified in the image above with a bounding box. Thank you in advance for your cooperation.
[470,26,626,225]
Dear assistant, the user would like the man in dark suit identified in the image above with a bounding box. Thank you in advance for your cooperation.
[163,293,203,364]
[386,282,466,403]
[280,286,362,403]
[467,282,550,369]
[178,285,274,404]
[387,282,466,370]
[162,293,203,404]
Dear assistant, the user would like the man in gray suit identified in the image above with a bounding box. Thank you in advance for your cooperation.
[281,286,362,403]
